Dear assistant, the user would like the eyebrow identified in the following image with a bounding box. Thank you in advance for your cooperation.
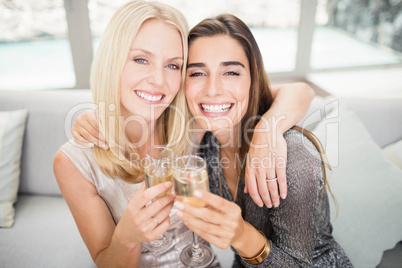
[221,61,245,68]
[187,61,245,68]
[130,48,183,61]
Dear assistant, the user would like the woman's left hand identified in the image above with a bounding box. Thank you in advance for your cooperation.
[174,190,246,249]
[245,119,288,208]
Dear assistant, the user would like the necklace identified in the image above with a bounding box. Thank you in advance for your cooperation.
[217,144,240,203]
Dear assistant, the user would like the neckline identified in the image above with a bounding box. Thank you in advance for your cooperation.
[216,137,240,203]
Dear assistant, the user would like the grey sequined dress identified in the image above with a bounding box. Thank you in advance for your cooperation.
[199,130,353,268]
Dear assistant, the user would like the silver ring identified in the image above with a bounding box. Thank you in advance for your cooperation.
[266,178,278,183]
[151,216,159,225]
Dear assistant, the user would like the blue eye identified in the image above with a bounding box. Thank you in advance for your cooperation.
[134,58,147,64]
[167,64,180,70]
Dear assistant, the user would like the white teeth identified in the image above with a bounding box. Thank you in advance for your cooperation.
[201,104,231,113]
[135,91,163,102]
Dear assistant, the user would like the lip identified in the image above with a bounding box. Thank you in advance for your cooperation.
[134,90,166,104]
[198,102,234,118]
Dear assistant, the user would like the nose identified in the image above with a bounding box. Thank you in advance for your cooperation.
[147,64,164,88]
[205,74,223,97]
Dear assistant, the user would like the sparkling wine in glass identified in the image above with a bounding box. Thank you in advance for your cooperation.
[141,147,175,253]
[173,155,214,267]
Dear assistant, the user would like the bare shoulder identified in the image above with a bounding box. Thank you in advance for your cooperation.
[53,150,97,196]
[53,150,116,261]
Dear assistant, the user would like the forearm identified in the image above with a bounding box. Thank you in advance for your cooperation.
[263,82,314,134]
[95,233,142,268]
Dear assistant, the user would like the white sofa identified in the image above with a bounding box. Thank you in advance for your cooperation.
[0,89,401,268]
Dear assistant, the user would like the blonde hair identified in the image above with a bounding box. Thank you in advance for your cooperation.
[91,0,190,182]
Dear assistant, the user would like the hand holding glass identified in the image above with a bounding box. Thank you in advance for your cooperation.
[141,147,175,253]
[173,155,214,267]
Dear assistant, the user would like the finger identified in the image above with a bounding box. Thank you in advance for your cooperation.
[147,215,171,241]
[76,121,108,149]
[143,197,174,232]
[266,161,280,207]
[244,183,248,194]
[75,125,102,147]
[143,194,174,219]
[276,164,287,200]
[85,109,100,131]
[132,182,173,209]
[71,130,94,147]
[186,222,232,250]
[256,168,272,208]
[178,209,233,238]
[77,111,108,149]
[276,150,288,199]
[175,201,233,228]
[245,166,264,207]
[188,190,234,213]
[144,194,174,219]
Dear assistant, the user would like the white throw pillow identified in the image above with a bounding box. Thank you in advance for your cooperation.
[0,109,28,228]
[311,103,402,268]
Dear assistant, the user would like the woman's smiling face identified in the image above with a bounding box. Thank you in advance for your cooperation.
[120,19,184,122]
[185,35,251,132]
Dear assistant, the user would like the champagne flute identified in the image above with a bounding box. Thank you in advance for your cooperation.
[141,146,175,253]
[173,155,214,267]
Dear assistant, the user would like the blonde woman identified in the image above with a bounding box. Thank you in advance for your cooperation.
[53,1,217,267]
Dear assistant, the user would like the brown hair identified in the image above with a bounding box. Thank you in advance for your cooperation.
[188,14,335,201]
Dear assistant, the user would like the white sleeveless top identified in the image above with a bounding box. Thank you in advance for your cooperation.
[60,140,220,267]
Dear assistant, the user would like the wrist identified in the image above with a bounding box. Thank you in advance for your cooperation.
[111,228,141,253]
[231,220,247,249]
[232,222,265,258]
[258,113,287,135]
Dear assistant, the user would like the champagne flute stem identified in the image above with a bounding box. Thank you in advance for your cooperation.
[190,232,204,259]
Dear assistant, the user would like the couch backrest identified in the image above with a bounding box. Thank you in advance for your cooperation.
[0,89,93,196]
[299,96,402,148]
[1,90,401,196]
[342,98,402,148]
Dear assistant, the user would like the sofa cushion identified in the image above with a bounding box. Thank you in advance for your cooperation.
[311,102,402,268]
[382,138,402,170]
[0,195,94,267]
[0,90,93,196]
[0,109,28,227]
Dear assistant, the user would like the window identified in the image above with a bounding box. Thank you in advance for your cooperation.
[311,0,402,69]
[0,0,75,90]
[88,0,301,73]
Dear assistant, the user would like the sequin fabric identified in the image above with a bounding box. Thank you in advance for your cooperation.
[60,140,220,267]
[199,130,353,268]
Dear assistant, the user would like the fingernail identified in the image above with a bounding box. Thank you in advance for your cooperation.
[88,143,94,147]
[175,209,183,217]
[258,202,264,208]
[266,204,272,208]
[193,190,202,198]
[274,202,279,207]
[164,181,172,188]
[281,194,287,199]
[174,201,184,210]
[102,144,108,149]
